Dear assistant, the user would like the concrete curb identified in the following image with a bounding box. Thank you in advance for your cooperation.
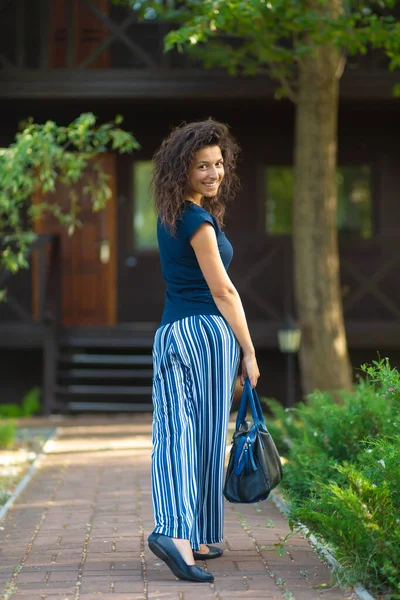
[270,491,376,600]
[0,427,59,524]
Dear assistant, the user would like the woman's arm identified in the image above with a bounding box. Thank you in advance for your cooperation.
[190,222,260,387]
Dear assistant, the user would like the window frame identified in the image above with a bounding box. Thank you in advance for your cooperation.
[263,162,376,240]
[131,159,159,255]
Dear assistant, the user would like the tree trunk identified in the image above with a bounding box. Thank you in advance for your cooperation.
[293,0,353,395]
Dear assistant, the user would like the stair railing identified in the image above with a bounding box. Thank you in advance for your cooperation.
[41,235,62,415]
[0,234,61,415]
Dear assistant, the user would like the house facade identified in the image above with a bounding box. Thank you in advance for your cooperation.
[1,0,400,412]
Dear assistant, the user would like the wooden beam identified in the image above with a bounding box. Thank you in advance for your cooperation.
[39,0,49,68]
[0,69,280,98]
[0,324,46,348]
[0,295,31,322]
[232,245,283,320]
[15,0,24,68]
[81,0,158,69]
[248,320,400,349]
[77,9,137,69]
[42,321,57,414]
[342,254,400,318]
[37,240,46,322]
[2,320,400,349]
[66,0,75,68]
[0,69,398,100]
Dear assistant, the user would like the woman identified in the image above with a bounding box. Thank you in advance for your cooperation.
[148,120,260,583]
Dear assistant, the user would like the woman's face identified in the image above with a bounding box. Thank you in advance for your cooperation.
[186,145,225,205]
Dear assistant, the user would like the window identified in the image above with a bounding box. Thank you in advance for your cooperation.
[265,166,372,238]
[132,161,157,250]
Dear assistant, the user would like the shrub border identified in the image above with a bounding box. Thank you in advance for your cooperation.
[271,490,377,600]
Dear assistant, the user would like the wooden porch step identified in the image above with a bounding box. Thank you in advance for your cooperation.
[57,385,153,395]
[58,354,153,365]
[58,368,153,379]
[60,324,157,348]
[59,337,154,348]
[67,401,153,412]
[55,328,155,412]
[63,323,158,335]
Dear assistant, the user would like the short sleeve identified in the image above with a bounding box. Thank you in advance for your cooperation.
[181,208,217,242]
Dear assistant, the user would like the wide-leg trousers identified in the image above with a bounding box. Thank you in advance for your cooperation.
[151,314,240,550]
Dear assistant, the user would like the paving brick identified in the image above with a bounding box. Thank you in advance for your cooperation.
[40,597,76,600]
[14,572,49,584]
[13,582,75,590]
[13,592,76,599]
[112,581,146,593]
[218,593,282,599]
[1,417,355,600]
[80,596,145,600]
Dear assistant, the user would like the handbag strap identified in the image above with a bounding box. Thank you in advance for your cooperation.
[236,378,266,429]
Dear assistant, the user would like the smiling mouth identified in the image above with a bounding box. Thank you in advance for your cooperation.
[203,181,219,188]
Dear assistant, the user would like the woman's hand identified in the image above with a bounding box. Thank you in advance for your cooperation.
[240,354,260,388]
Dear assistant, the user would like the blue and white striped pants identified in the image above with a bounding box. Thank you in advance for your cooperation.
[151,314,240,550]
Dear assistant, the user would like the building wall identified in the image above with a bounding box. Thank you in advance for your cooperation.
[1,96,400,408]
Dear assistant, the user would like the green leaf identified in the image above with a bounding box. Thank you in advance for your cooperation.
[0,113,139,273]
[136,0,400,97]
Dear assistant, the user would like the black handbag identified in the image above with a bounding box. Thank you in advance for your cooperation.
[223,378,283,503]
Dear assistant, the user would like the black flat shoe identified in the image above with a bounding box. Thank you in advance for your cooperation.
[193,545,224,560]
[148,533,214,583]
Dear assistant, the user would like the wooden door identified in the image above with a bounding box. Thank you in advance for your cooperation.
[33,154,117,326]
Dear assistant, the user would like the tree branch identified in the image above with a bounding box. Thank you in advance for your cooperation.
[267,59,297,103]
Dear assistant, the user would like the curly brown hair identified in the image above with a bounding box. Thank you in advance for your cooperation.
[151,119,240,235]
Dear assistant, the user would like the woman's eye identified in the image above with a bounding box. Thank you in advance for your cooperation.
[198,163,223,169]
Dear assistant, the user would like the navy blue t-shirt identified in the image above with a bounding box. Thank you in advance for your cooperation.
[157,201,234,326]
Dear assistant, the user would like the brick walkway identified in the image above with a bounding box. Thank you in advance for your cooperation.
[0,416,355,600]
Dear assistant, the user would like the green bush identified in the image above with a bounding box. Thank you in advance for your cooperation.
[0,404,21,418]
[0,420,17,448]
[0,387,41,419]
[265,361,400,503]
[293,439,400,595]
[266,358,400,596]
[20,387,41,417]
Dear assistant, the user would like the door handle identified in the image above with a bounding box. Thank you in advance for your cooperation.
[99,240,110,264]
